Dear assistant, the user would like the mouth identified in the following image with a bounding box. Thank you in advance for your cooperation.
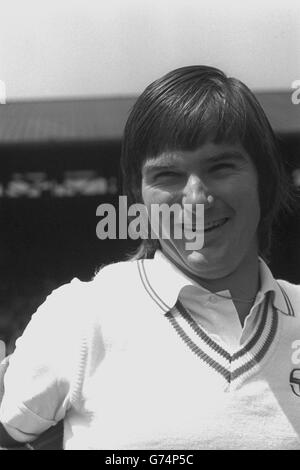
[204,217,229,233]
[180,217,230,233]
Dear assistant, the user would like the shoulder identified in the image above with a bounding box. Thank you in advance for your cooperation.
[45,259,139,305]
[277,279,300,296]
[276,279,300,315]
[17,257,158,353]
[91,258,149,312]
[92,258,140,287]
[27,260,141,329]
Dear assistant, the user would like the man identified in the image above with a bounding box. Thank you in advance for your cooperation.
[0,65,299,449]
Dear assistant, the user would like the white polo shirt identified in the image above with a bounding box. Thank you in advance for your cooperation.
[147,251,288,351]
[0,251,300,450]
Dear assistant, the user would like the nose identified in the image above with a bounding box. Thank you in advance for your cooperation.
[182,174,211,206]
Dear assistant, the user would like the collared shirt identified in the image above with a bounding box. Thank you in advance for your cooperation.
[0,253,299,449]
[143,250,291,352]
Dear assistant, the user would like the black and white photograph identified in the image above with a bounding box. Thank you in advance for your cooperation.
[0,0,300,452]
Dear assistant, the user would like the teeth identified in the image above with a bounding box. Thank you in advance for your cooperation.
[205,218,227,230]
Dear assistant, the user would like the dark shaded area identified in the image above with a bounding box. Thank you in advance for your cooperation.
[0,141,138,351]
[270,135,300,283]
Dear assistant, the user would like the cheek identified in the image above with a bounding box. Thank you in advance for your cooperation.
[231,182,261,220]
[218,174,259,210]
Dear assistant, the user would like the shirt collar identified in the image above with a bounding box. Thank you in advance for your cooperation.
[258,259,292,315]
[139,250,290,315]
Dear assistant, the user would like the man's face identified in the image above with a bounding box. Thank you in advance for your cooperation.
[141,141,261,280]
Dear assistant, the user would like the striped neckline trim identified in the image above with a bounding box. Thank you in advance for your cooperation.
[167,294,278,384]
[277,283,295,316]
[137,259,170,312]
[137,259,280,384]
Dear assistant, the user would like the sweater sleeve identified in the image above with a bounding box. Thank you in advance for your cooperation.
[0,278,89,443]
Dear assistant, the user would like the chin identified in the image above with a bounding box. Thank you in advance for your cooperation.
[184,249,239,279]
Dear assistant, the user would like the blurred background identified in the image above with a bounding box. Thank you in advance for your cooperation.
[0,0,299,352]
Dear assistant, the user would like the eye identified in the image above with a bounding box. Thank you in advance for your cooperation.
[156,171,182,179]
[211,163,235,172]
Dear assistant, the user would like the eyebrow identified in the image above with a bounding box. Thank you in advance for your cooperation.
[143,150,248,172]
[143,155,182,170]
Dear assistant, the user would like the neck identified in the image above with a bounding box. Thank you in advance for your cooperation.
[199,250,259,301]
[205,251,259,326]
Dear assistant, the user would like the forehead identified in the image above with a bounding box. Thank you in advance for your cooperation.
[142,142,251,172]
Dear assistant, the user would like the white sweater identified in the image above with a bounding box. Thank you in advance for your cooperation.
[0,254,300,450]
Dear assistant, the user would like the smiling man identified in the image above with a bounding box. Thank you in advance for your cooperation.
[141,142,261,324]
[0,66,299,450]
